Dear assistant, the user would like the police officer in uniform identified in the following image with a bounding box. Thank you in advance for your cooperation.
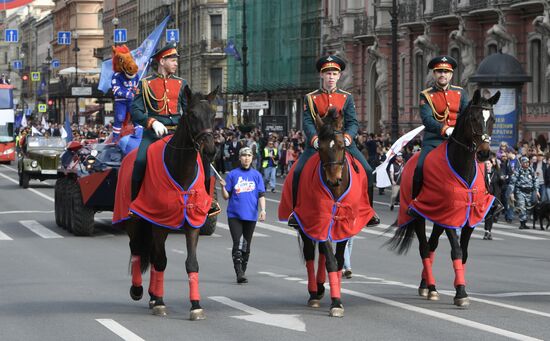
[130,43,187,199]
[412,56,469,199]
[289,55,379,227]
[509,156,540,229]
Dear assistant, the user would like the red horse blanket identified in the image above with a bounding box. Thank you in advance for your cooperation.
[279,153,375,241]
[113,136,211,229]
[398,142,495,229]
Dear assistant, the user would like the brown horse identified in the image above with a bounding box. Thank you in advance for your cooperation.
[114,85,217,320]
[387,89,500,307]
[288,108,374,317]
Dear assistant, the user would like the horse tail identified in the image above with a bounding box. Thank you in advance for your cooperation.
[384,220,416,255]
[297,232,306,263]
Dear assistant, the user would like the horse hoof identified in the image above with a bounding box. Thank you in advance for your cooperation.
[454,297,470,308]
[427,291,440,301]
[152,305,167,317]
[308,299,321,308]
[329,307,344,318]
[418,287,429,297]
[130,286,143,301]
[190,308,206,321]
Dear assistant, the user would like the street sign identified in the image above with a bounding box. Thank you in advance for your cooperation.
[12,60,22,70]
[51,59,60,68]
[38,104,47,113]
[166,29,180,43]
[31,72,41,82]
[5,29,18,43]
[57,31,71,45]
[113,28,127,43]
[241,101,269,110]
[71,87,92,96]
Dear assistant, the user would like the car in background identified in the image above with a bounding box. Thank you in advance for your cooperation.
[17,136,66,188]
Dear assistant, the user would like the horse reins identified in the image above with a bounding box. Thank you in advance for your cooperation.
[320,129,346,168]
[450,104,494,153]
[160,114,213,151]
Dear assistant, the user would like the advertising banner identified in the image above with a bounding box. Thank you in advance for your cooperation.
[485,88,517,148]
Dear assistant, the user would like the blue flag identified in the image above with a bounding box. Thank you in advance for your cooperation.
[98,16,171,93]
[224,39,241,61]
[63,113,73,143]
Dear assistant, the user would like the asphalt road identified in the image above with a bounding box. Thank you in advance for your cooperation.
[1,163,549,341]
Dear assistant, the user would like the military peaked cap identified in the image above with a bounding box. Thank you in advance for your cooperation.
[153,43,179,61]
[428,55,458,71]
[316,55,346,72]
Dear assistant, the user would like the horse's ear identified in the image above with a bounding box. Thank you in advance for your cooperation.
[184,85,193,102]
[488,91,500,106]
[472,89,481,104]
[206,86,219,102]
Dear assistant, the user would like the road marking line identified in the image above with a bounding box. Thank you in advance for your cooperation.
[0,230,13,240]
[257,222,297,236]
[261,272,543,341]
[217,222,270,237]
[96,319,145,341]
[19,220,63,239]
[0,210,54,215]
[0,164,17,172]
[493,222,550,236]
[0,173,55,202]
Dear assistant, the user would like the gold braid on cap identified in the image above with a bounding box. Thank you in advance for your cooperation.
[142,79,168,113]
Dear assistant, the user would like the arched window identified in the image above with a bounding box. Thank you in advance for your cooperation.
[529,38,542,103]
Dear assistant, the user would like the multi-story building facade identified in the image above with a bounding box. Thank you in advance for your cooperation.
[323,0,549,145]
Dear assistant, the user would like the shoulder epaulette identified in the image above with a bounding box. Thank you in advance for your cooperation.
[421,87,433,93]
[450,85,463,90]
[306,90,319,96]
[338,89,352,95]
[142,75,153,80]
[171,75,184,80]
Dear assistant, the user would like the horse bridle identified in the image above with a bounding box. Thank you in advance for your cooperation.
[163,114,213,151]
[450,104,494,153]
[320,129,346,169]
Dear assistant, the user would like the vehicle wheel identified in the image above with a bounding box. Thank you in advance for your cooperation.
[21,173,30,189]
[68,178,95,236]
[54,178,64,228]
[200,190,218,236]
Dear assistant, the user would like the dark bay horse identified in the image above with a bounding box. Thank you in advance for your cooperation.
[117,85,217,320]
[296,109,373,317]
[387,89,500,307]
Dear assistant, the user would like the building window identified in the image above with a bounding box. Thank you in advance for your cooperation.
[210,68,222,91]
[210,15,222,42]
[487,43,498,56]
[529,39,542,103]
[414,53,424,96]
[399,56,405,109]
[450,47,461,86]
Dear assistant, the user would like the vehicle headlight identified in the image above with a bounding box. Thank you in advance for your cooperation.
[31,160,38,168]
[90,149,99,157]
[3,148,14,155]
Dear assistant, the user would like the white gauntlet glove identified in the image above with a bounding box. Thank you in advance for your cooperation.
[152,120,168,137]
[344,136,351,147]
[313,139,319,150]
[445,127,455,137]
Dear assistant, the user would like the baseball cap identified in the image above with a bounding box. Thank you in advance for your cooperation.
[239,147,253,156]
[520,156,529,163]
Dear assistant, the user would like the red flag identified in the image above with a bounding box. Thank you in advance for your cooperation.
[0,0,33,10]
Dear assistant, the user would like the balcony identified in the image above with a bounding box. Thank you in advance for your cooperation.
[432,0,451,17]
[526,102,550,117]
[468,0,489,11]
[353,16,375,44]
[200,39,227,61]
[399,0,421,24]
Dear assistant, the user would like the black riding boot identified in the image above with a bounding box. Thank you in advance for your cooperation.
[366,184,380,226]
[232,251,248,284]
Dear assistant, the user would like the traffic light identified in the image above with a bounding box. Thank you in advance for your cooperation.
[47,99,54,106]
[21,74,29,81]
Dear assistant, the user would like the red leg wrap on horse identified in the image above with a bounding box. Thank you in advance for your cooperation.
[453,259,465,287]
[317,254,326,284]
[422,258,435,286]
[429,251,435,264]
[328,272,341,299]
[188,272,200,301]
[338,270,342,284]
[306,260,316,293]
[155,271,165,297]
[131,256,142,287]
[149,266,157,294]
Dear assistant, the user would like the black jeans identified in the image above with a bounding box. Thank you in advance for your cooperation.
[228,218,257,254]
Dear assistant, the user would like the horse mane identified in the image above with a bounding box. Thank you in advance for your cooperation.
[112,45,133,72]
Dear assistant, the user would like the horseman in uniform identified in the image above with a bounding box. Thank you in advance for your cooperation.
[411,56,469,199]
[289,55,379,227]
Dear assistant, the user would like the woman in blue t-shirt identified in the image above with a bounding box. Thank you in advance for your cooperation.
[220,147,266,283]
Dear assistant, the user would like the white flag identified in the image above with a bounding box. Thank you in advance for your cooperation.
[41,115,49,130]
[60,126,67,139]
[374,125,425,188]
[21,113,27,128]
[31,126,42,136]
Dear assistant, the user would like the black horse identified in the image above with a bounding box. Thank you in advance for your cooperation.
[387,89,500,307]
[119,85,217,320]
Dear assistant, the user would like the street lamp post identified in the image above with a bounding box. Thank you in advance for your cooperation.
[112,17,120,46]
[72,31,80,120]
[43,48,52,120]
[390,0,399,141]
[242,0,249,124]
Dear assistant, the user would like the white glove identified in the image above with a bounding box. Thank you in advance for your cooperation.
[445,127,455,137]
[152,120,168,137]
[313,139,319,150]
[344,137,351,147]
